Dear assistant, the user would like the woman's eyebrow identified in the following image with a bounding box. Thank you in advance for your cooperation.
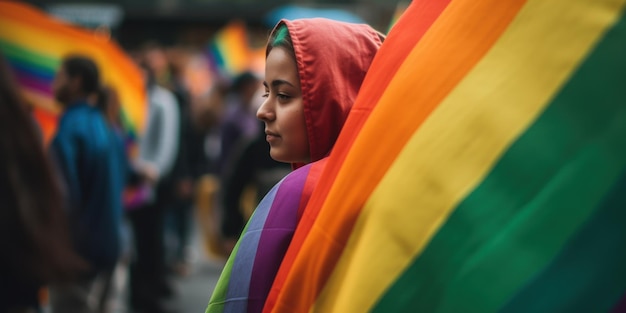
[270,79,295,88]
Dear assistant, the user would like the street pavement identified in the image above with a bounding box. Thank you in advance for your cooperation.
[168,240,225,313]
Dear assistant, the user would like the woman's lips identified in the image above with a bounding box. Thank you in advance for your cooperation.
[265,130,280,143]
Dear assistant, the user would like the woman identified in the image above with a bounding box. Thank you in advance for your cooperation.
[207,18,383,313]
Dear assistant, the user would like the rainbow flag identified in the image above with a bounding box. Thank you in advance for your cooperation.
[206,21,254,79]
[0,2,146,143]
[207,160,326,312]
[263,0,626,312]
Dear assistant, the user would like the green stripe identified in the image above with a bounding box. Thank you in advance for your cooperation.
[373,10,626,313]
[500,170,626,313]
[0,39,59,71]
[206,210,255,313]
[499,14,626,311]
[119,110,138,136]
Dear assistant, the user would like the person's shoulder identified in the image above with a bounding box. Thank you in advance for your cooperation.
[276,163,316,188]
[61,104,88,117]
[56,105,87,134]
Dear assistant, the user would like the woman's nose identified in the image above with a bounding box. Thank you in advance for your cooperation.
[256,99,275,121]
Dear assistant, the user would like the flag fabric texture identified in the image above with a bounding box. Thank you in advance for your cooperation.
[262,0,626,312]
[0,2,145,143]
[208,161,326,313]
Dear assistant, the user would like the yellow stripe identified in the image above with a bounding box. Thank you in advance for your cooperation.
[312,0,625,312]
[0,19,95,58]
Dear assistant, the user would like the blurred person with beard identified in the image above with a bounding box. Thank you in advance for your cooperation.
[47,55,126,313]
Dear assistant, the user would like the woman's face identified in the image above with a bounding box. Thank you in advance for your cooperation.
[257,46,310,164]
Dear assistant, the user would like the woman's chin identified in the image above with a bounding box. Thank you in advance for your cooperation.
[269,151,289,164]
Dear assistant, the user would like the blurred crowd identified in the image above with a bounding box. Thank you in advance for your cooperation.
[0,36,290,313]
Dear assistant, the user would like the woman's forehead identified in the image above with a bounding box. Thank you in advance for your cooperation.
[265,47,299,86]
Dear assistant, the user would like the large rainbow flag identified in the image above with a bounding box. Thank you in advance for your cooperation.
[260,0,626,312]
[0,2,146,143]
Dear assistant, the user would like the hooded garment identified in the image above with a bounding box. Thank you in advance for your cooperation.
[207,18,382,313]
[283,18,383,169]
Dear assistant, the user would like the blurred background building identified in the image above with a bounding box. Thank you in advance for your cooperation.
[24,0,400,49]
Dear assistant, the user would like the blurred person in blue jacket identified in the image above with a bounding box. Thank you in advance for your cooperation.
[48,55,126,313]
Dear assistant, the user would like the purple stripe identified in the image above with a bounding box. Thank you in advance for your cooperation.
[223,184,280,312]
[14,71,52,95]
[7,59,54,95]
[7,57,56,81]
[247,164,312,313]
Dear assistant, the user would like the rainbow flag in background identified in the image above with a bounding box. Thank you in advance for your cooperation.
[263,0,626,312]
[0,2,146,143]
[206,21,255,79]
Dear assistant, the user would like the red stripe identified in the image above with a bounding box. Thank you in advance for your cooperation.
[297,159,328,220]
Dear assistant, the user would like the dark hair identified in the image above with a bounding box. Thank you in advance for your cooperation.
[0,55,87,293]
[231,71,259,94]
[95,85,110,113]
[267,24,294,58]
[62,55,100,95]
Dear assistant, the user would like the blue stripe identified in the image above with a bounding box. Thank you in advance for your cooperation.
[7,56,56,81]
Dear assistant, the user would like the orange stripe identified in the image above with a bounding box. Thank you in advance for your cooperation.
[31,106,58,145]
[0,2,93,42]
[266,0,528,311]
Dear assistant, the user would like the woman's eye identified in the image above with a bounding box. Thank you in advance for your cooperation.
[261,91,269,98]
[277,94,289,100]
